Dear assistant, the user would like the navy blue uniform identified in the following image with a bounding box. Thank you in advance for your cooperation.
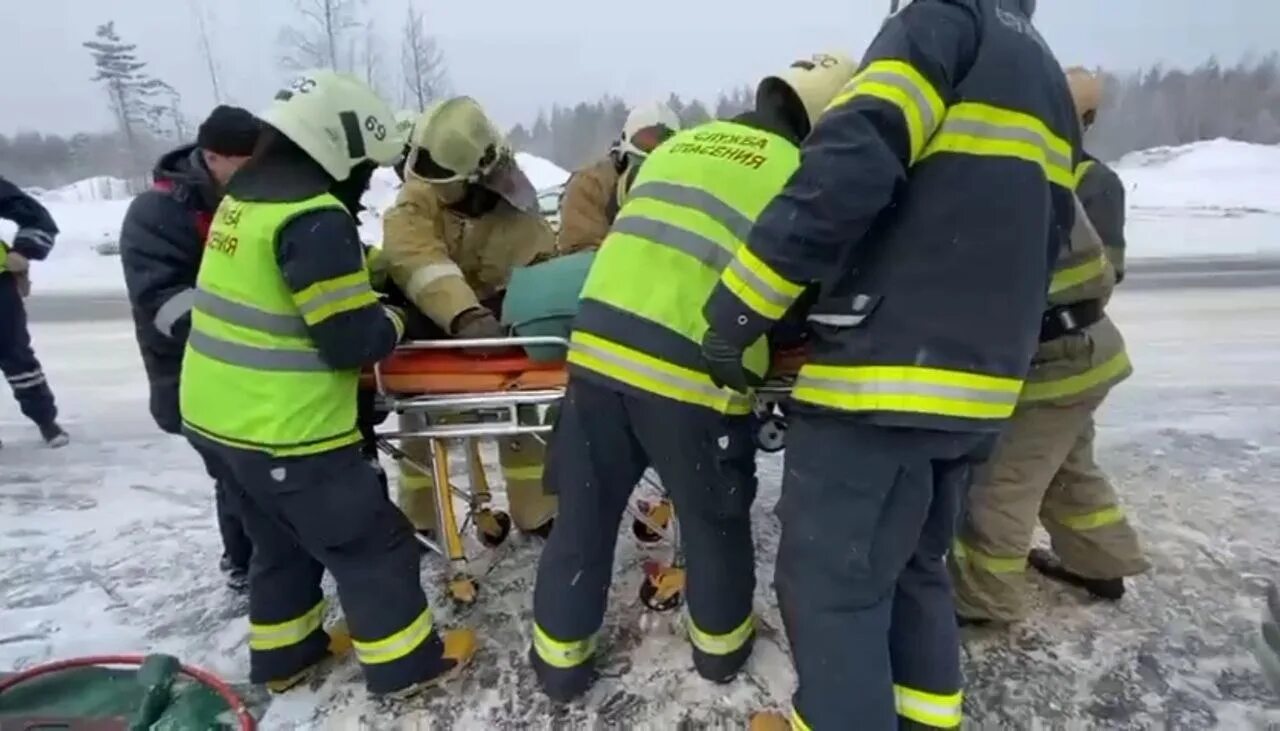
[0,175,60,438]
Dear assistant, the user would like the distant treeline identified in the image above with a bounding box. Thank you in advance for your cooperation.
[5,56,1280,189]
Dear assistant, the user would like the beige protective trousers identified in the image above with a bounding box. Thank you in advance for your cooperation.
[395,410,557,534]
[950,393,1150,621]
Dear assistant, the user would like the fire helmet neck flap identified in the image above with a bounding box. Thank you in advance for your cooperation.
[757,51,858,137]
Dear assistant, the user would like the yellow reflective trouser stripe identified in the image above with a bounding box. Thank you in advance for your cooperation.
[1059,505,1125,532]
[686,614,754,656]
[1020,350,1132,403]
[953,540,1025,574]
[249,599,326,651]
[921,102,1075,190]
[294,270,378,326]
[720,244,805,321]
[1075,159,1098,188]
[793,364,1022,420]
[825,59,945,164]
[568,331,751,415]
[532,623,596,669]
[895,685,963,728]
[503,464,544,481]
[791,707,813,731]
[1049,253,1107,295]
[352,608,434,665]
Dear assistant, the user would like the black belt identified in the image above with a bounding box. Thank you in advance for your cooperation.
[1040,299,1104,342]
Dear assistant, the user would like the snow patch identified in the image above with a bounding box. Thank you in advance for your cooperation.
[35,176,134,204]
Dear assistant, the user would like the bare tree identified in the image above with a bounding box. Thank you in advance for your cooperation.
[400,1,449,111]
[361,18,386,96]
[278,0,364,72]
[189,0,223,103]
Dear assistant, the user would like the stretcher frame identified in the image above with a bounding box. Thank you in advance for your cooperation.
[367,335,802,606]
[368,336,686,605]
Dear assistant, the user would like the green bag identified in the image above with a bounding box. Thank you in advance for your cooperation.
[501,250,596,362]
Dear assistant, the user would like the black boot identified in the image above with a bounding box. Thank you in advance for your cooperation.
[219,555,248,593]
[1028,548,1125,601]
[39,422,69,448]
[957,614,992,628]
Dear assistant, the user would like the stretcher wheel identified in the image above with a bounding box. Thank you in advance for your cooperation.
[632,499,673,544]
[448,576,479,606]
[639,560,685,612]
[476,509,512,548]
[755,418,787,453]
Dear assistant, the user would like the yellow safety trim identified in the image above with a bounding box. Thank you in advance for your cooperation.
[1019,350,1132,403]
[791,707,814,731]
[503,464,545,482]
[921,102,1075,189]
[826,59,946,164]
[182,421,362,458]
[952,540,1026,575]
[1074,159,1098,188]
[352,607,434,665]
[294,269,379,327]
[895,684,964,728]
[532,623,596,669]
[249,599,326,652]
[1049,253,1107,295]
[686,614,754,656]
[568,331,751,415]
[720,245,805,322]
[794,364,1023,420]
[1059,505,1126,532]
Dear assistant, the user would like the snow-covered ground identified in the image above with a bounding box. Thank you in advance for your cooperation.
[2,283,1279,728]
[4,139,1277,297]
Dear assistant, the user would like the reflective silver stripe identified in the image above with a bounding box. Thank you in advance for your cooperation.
[795,376,1021,408]
[405,262,465,299]
[153,288,195,337]
[807,313,867,327]
[937,117,1072,171]
[188,330,329,371]
[571,338,729,401]
[6,369,42,384]
[857,70,942,137]
[194,289,309,337]
[295,281,371,320]
[725,256,794,310]
[8,371,46,389]
[627,181,754,242]
[16,227,54,250]
[611,216,732,271]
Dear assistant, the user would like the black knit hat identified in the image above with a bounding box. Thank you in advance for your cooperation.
[197,105,261,156]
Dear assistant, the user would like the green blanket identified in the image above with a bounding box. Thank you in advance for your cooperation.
[501,250,596,362]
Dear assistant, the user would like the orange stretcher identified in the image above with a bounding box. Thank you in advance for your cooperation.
[364,336,803,606]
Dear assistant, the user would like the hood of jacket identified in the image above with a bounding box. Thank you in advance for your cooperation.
[152,143,220,213]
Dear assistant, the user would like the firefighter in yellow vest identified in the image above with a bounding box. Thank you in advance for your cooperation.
[382,97,558,540]
[528,52,857,703]
[556,101,682,254]
[950,65,1149,626]
[179,70,474,697]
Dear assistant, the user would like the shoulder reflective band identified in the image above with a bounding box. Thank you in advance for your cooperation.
[720,245,805,322]
[249,599,326,651]
[154,288,196,337]
[1075,159,1098,188]
[627,181,755,243]
[793,364,1022,419]
[532,623,596,669]
[293,270,378,327]
[825,59,946,164]
[1049,252,1107,295]
[195,288,309,337]
[188,330,330,371]
[610,216,733,272]
[921,103,1074,189]
[352,608,434,665]
[895,684,963,728]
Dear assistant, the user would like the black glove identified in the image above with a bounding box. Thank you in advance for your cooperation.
[452,307,505,339]
[701,328,759,394]
[1255,582,1280,693]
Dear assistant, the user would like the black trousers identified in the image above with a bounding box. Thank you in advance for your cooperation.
[530,377,758,698]
[187,433,449,693]
[196,447,253,569]
[776,413,993,730]
[0,273,56,428]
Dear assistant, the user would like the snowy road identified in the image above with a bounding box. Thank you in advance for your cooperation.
[3,282,1280,729]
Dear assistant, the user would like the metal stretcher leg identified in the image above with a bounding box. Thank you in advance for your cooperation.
[431,438,479,605]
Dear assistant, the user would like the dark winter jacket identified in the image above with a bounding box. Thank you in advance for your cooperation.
[0,175,58,273]
[119,144,221,434]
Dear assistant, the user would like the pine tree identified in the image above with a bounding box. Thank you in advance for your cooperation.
[83,22,151,157]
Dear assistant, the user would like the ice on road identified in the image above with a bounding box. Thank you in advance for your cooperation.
[2,286,1279,729]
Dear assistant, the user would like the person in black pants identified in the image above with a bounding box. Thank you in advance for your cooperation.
[119,106,260,590]
[0,175,67,449]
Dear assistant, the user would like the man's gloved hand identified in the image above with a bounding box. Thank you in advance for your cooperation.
[452,307,505,339]
[1254,581,1280,693]
[702,328,758,394]
[4,250,29,273]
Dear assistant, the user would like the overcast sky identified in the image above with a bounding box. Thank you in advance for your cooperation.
[1,0,1269,137]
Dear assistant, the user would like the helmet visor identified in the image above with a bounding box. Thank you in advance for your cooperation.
[623,123,678,157]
